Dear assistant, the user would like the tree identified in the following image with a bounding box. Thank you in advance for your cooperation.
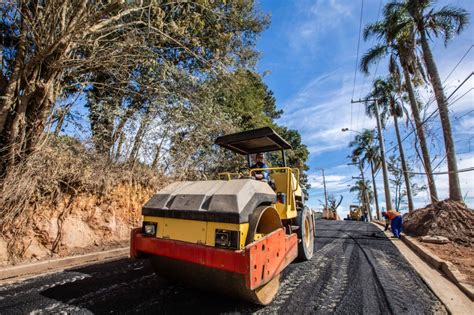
[361,2,438,203]
[406,0,469,202]
[350,179,374,213]
[349,129,380,219]
[0,0,268,176]
[365,145,382,219]
[320,194,343,218]
[327,194,343,212]
[367,77,415,212]
[387,155,426,211]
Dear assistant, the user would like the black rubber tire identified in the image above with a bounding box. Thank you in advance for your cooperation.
[297,207,314,261]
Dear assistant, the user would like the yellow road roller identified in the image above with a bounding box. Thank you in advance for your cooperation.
[130,127,314,305]
[349,205,363,221]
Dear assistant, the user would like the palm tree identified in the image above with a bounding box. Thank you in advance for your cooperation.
[367,78,415,212]
[365,145,382,219]
[405,0,469,202]
[349,130,380,220]
[360,2,439,203]
[350,179,374,216]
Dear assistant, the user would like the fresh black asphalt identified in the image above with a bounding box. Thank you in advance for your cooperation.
[0,220,446,314]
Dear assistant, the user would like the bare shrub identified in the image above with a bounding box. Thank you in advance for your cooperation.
[0,135,162,234]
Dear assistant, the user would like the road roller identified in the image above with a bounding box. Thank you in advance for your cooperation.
[130,127,315,305]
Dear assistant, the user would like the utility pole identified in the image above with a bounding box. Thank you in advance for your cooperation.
[322,169,328,212]
[351,98,393,211]
[351,160,372,221]
[370,162,381,220]
[358,160,372,221]
[317,168,328,211]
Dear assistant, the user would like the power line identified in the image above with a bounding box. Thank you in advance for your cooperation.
[449,87,473,107]
[426,88,473,136]
[454,109,474,121]
[443,44,473,84]
[418,44,473,112]
[385,72,474,153]
[361,0,384,129]
[407,167,474,176]
[351,0,365,101]
[351,0,365,133]
[422,88,473,170]
[359,0,384,100]
[383,85,472,173]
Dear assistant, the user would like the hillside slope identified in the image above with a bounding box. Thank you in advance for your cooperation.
[0,140,166,266]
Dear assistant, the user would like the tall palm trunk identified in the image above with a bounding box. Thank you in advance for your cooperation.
[373,100,393,211]
[393,114,414,212]
[418,29,462,201]
[370,161,381,219]
[401,62,438,203]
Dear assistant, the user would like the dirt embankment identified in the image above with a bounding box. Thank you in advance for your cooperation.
[0,183,167,267]
[403,200,474,285]
[0,139,168,267]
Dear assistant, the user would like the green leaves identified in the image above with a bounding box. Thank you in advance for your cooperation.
[425,6,470,46]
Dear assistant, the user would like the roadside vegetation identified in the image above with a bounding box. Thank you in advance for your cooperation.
[0,1,309,264]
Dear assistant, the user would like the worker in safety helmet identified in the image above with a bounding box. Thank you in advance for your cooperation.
[381,210,403,239]
[250,152,270,182]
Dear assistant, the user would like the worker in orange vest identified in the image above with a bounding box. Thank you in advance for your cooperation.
[381,210,402,239]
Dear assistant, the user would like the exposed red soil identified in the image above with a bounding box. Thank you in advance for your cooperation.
[423,242,474,286]
[0,183,165,267]
[403,200,474,286]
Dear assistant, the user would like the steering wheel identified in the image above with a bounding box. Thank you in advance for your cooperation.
[238,167,255,179]
[238,167,248,176]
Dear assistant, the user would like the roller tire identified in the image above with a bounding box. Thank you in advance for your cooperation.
[297,207,314,261]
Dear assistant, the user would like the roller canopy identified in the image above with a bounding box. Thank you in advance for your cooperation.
[215,127,292,155]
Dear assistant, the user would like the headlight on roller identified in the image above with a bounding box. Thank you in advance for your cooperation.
[215,229,239,249]
[142,222,157,236]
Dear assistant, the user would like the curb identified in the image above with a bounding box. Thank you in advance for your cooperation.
[372,220,474,301]
[0,247,129,282]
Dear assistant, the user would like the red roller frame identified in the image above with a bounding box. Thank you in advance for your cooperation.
[130,227,298,290]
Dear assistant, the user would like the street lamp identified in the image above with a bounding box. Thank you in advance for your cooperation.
[341,128,361,134]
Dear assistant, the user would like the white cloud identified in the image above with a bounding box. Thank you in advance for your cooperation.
[288,0,353,52]
[278,70,377,157]
[459,116,474,131]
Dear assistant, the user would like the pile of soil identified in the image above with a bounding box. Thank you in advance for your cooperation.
[403,200,474,245]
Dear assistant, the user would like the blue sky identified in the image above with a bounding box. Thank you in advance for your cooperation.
[256,0,474,217]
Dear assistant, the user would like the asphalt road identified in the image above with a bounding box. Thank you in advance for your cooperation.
[0,220,446,314]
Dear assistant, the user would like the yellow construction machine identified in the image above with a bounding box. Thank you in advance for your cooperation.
[348,205,363,221]
[130,127,314,305]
